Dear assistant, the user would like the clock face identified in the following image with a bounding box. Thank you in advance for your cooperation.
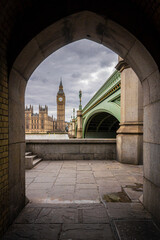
[58,97,63,102]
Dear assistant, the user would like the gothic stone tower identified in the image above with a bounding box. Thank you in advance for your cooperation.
[57,80,65,132]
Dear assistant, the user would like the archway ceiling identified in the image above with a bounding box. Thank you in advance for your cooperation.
[3,0,160,70]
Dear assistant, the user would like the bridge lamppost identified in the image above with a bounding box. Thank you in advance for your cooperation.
[77,90,83,138]
[79,90,82,110]
[72,108,76,138]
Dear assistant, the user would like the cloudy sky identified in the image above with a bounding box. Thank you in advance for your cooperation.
[25,39,118,121]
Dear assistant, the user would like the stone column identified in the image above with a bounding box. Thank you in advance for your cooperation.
[68,122,72,138]
[77,110,83,138]
[72,118,76,138]
[116,59,143,164]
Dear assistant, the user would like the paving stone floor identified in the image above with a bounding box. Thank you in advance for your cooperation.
[3,160,160,240]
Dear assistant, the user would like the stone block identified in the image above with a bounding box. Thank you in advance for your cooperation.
[102,20,136,59]
[142,78,150,106]
[143,142,160,187]
[143,177,160,225]
[9,70,26,145]
[116,134,143,164]
[62,153,84,160]
[13,38,44,80]
[146,69,160,104]
[9,142,25,188]
[143,100,160,144]
[9,181,25,224]
[93,153,106,160]
[26,141,116,161]
[125,40,158,81]
[25,155,35,169]
[79,144,95,153]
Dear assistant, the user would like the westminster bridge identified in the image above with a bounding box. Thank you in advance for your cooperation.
[68,70,121,139]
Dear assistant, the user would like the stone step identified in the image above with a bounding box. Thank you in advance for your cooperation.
[25,155,37,169]
[25,152,32,156]
[25,155,37,160]
[33,158,42,167]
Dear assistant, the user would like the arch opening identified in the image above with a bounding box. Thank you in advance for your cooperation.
[85,112,119,138]
[8,10,160,225]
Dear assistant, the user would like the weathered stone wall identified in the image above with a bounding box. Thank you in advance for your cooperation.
[26,140,116,160]
[0,2,10,236]
[0,56,9,237]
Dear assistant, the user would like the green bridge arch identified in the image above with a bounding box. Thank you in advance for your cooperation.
[82,101,120,138]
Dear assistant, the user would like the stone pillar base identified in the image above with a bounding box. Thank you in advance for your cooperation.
[71,119,76,138]
[116,124,143,165]
[77,110,82,139]
[77,129,82,138]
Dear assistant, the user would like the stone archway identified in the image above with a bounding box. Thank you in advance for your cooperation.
[8,11,160,225]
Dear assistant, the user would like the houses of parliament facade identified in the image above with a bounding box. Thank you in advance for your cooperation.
[25,81,66,133]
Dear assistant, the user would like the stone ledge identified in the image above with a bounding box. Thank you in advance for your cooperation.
[26,139,116,144]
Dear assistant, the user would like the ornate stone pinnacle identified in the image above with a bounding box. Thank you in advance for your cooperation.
[79,90,82,110]
[73,108,75,119]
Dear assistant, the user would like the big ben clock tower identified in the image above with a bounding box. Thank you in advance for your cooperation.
[57,79,65,132]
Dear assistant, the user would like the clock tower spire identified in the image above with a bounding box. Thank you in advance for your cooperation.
[57,79,65,132]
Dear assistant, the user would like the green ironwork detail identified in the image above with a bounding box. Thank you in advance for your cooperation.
[113,97,121,106]
[82,70,121,116]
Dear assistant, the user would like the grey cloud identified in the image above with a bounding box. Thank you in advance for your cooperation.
[71,72,82,78]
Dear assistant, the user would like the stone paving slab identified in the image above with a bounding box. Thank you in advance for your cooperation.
[77,165,92,171]
[60,223,115,240]
[58,172,77,178]
[93,171,114,177]
[76,184,97,189]
[123,187,143,201]
[74,189,99,201]
[14,207,42,224]
[33,176,56,183]
[25,160,145,204]
[77,176,96,184]
[83,207,109,223]
[4,160,159,239]
[106,202,152,219]
[113,220,160,240]
[37,171,59,177]
[3,202,160,240]
[35,208,78,223]
[77,171,93,177]
[27,182,54,189]
[2,224,61,240]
